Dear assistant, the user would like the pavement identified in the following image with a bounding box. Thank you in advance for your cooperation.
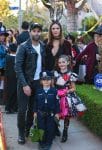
[1,105,102,150]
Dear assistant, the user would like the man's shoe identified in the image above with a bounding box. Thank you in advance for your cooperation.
[38,143,46,150]
[44,144,52,150]
[18,136,25,144]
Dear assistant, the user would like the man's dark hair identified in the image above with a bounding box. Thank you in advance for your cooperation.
[21,21,29,30]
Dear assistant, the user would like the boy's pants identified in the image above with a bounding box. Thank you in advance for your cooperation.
[37,111,55,145]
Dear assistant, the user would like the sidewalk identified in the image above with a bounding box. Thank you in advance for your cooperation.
[2,111,102,150]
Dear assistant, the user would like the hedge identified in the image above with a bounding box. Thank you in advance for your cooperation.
[76,84,102,137]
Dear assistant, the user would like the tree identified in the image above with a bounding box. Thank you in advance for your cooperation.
[0,0,10,20]
[63,0,87,32]
[3,15,18,29]
[82,16,97,31]
[41,0,87,32]
[42,0,63,21]
[23,0,50,29]
[0,0,18,29]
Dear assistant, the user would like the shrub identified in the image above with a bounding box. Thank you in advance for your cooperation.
[76,84,102,137]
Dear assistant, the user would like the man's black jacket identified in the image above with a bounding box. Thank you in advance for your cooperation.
[15,38,45,87]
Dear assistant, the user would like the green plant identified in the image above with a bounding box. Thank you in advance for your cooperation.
[3,15,18,29]
[76,84,102,137]
[82,16,97,31]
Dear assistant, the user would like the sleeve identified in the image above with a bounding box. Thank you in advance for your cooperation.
[33,91,38,112]
[76,44,89,62]
[70,72,78,82]
[55,89,60,114]
[15,44,28,87]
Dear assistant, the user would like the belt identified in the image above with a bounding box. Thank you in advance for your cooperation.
[38,110,54,117]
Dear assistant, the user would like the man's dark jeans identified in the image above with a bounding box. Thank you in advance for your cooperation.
[17,80,40,137]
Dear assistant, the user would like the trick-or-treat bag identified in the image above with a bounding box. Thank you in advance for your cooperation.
[29,118,44,142]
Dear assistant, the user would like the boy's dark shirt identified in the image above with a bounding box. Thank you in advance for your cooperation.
[16,31,30,45]
[34,87,60,114]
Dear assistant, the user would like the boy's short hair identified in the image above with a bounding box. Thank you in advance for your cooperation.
[21,21,29,30]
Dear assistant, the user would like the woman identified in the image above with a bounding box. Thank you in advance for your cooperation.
[45,21,71,71]
[6,29,16,47]
[44,21,71,137]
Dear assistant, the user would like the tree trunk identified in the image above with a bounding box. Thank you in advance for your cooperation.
[65,1,78,32]
[26,0,29,14]
[67,10,78,32]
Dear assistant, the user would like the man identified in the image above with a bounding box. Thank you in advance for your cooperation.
[16,21,30,45]
[76,25,102,84]
[15,22,45,144]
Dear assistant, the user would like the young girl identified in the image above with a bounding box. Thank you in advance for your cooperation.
[33,71,60,150]
[54,55,86,143]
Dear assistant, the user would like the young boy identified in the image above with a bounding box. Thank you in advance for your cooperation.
[5,43,18,113]
[33,71,60,150]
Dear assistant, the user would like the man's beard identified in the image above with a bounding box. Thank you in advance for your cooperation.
[32,35,40,41]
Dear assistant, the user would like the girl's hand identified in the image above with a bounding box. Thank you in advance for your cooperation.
[33,113,37,119]
[55,114,59,120]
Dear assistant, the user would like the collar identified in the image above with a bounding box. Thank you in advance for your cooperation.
[25,38,45,53]
[60,70,71,75]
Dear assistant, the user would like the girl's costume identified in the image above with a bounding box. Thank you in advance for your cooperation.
[54,71,86,119]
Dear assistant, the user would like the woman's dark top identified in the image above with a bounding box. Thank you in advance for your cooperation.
[45,39,71,71]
